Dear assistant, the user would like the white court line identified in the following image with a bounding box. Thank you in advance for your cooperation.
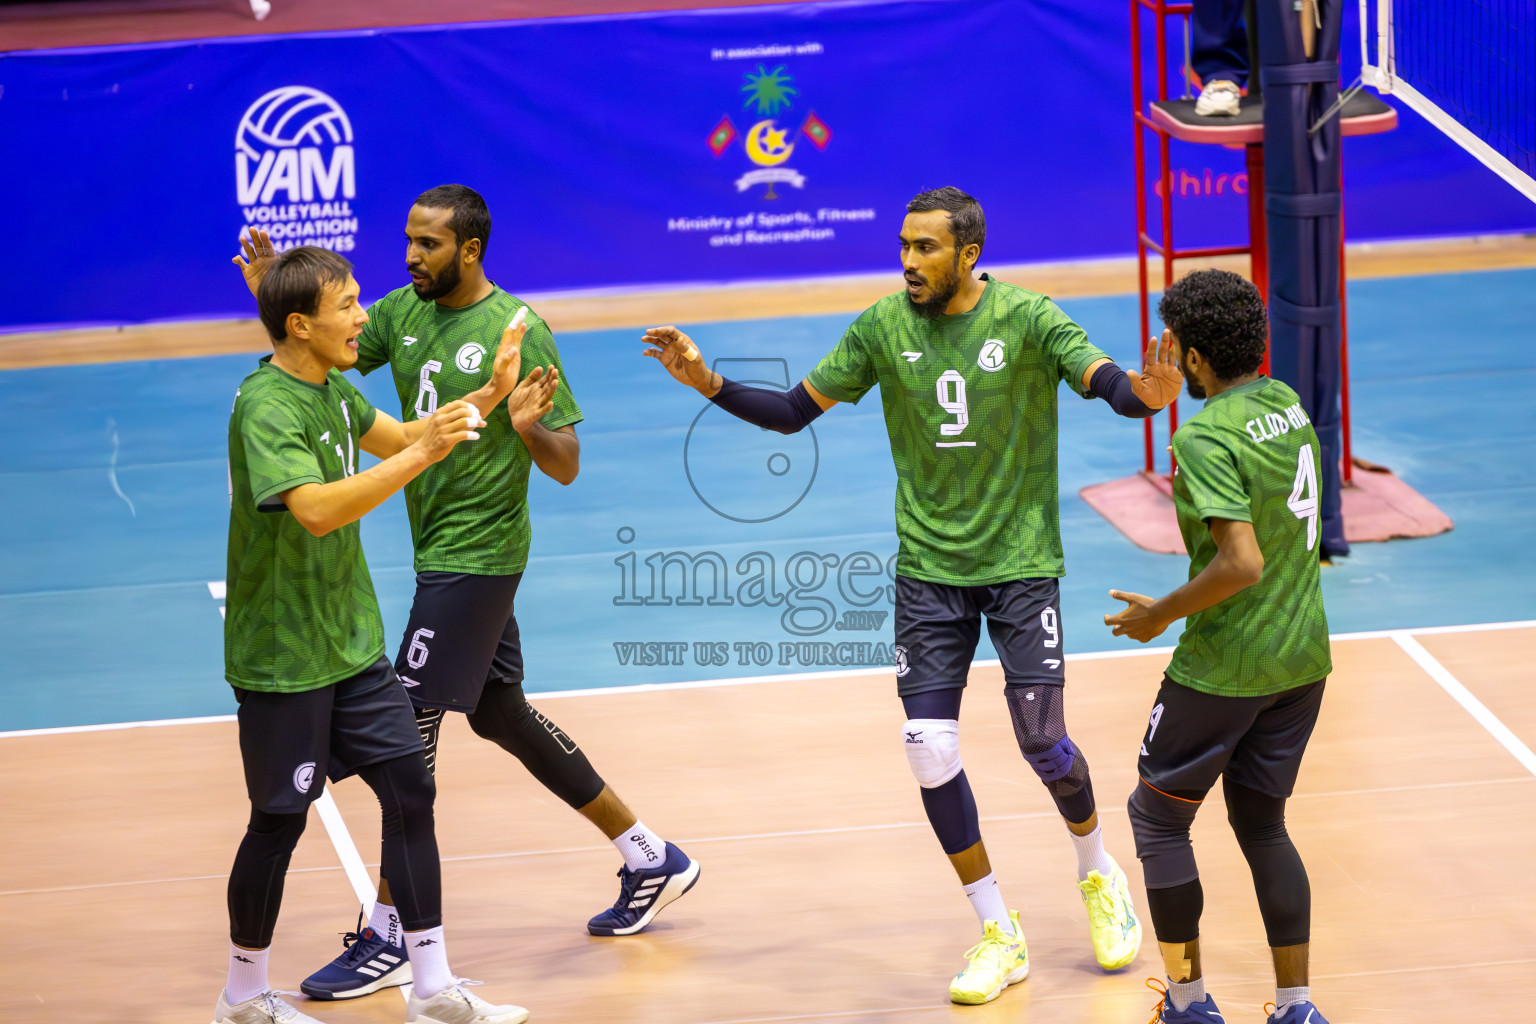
[6,774,1532,900]
[1390,631,1536,777]
[5,618,1532,740]
[312,786,377,919]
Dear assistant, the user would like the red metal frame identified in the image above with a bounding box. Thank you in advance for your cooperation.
[1132,0,1354,481]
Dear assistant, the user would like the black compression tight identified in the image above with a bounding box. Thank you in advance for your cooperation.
[1226,777,1310,947]
[227,754,441,947]
[414,683,606,810]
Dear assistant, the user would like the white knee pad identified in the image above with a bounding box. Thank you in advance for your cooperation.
[903,718,962,788]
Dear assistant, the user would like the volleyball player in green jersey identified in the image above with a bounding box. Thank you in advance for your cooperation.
[1103,270,1333,1024]
[220,245,528,1024]
[643,187,1184,1004]
[235,186,697,1002]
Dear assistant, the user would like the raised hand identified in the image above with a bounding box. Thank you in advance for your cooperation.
[509,365,560,435]
[1103,588,1169,643]
[1126,329,1183,411]
[416,400,486,463]
[232,226,280,296]
[490,316,529,398]
[641,326,716,394]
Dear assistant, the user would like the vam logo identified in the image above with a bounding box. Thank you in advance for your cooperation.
[978,340,1007,373]
[236,86,359,253]
[455,342,486,373]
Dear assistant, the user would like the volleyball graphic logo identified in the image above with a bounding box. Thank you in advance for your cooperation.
[684,357,819,523]
[235,86,360,253]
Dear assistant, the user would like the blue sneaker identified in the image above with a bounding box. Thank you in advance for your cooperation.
[1267,1000,1330,1024]
[299,917,412,1000]
[1146,979,1228,1023]
[586,841,701,936]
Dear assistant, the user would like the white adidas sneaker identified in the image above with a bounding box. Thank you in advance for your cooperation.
[211,989,325,1024]
[405,982,530,1024]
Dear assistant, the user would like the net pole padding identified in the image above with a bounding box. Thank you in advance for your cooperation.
[1247,142,1271,376]
[1339,184,1353,483]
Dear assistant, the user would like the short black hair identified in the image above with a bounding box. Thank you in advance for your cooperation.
[1157,269,1269,380]
[906,186,986,260]
[414,183,492,263]
[256,246,354,342]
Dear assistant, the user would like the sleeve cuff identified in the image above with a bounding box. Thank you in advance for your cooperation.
[252,474,323,510]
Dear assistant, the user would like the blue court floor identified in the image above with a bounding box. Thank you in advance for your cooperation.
[1,267,1532,730]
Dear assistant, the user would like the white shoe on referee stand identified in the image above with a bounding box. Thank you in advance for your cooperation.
[1194,79,1242,116]
[405,980,530,1024]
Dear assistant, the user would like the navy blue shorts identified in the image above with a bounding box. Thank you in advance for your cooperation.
[394,571,525,714]
[893,575,1065,698]
[234,656,423,814]
[1138,677,1326,800]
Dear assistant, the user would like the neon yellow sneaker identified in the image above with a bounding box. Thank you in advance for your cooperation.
[948,911,1029,1005]
[1078,864,1142,971]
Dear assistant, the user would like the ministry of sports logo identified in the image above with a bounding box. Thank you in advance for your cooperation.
[236,86,359,254]
[707,65,832,198]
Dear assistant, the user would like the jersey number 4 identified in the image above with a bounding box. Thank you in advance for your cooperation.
[1287,443,1319,552]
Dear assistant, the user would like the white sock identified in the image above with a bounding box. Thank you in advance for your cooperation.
[961,873,1015,936]
[1276,985,1311,1012]
[404,926,453,999]
[1069,824,1118,881]
[368,900,402,946]
[225,944,269,1005]
[1168,976,1206,1012]
[611,819,667,872]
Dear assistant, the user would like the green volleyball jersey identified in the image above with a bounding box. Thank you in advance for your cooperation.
[806,276,1108,585]
[225,358,385,692]
[355,285,583,575]
[1167,377,1332,697]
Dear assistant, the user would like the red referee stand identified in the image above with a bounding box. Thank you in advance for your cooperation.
[1081,0,1452,555]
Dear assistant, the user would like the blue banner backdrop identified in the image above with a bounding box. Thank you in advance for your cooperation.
[1,0,1533,331]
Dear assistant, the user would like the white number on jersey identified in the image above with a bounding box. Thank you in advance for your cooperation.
[934,369,975,447]
[415,360,443,419]
[1287,442,1319,552]
[406,627,435,670]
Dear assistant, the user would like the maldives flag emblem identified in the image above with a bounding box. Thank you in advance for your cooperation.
[799,110,831,150]
[707,115,737,157]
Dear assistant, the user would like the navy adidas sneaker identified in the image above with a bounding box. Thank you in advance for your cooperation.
[1146,979,1228,1023]
[586,841,701,936]
[299,918,412,1000]
[1267,1000,1330,1024]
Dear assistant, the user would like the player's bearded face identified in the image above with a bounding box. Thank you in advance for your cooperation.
[906,249,963,322]
[1179,345,1208,400]
[410,243,464,301]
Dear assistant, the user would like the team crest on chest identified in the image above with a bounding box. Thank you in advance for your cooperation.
[977,339,1006,373]
[454,342,486,373]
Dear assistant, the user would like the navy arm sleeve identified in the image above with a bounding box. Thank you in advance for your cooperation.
[708,378,826,434]
[1089,362,1157,419]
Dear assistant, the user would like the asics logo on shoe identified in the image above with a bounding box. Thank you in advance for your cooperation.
[905,731,923,743]
[1303,1012,1315,1024]
[233,955,255,963]
[413,939,437,947]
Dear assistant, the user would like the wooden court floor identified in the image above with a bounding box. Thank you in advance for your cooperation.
[1,624,1533,1024]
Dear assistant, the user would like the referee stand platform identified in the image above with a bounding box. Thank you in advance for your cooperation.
[1083,0,1453,556]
